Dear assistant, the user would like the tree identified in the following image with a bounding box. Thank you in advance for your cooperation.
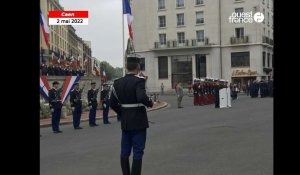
[100,61,115,80]
[114,67,123,79]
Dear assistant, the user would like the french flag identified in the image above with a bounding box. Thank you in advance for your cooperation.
[40,76,51,101]
[60,76,81,103]
[40,10,50,48]
[84,58,88,69]
[123,0,133,40]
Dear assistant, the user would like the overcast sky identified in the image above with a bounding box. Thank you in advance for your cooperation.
[60,0,129,68]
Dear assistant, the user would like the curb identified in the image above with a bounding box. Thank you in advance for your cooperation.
[40,102,169,128]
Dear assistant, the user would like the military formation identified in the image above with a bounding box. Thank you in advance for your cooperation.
[192,78,228,108]
[40,64,85,76]
[249,80,273,98]
[190,78,273,109]
[48,81,113,133]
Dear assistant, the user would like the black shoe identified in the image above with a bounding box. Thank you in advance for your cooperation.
[90,124,98,127]
[178,106,183,108]
[53,130,62,133]
[131,159,142,175]
[75,127,83,129]
[104,122,111,124]
[121,158,130,175]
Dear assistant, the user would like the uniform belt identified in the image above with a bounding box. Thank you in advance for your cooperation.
[121,103,145,108]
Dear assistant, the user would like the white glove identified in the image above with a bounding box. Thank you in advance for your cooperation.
[50,108,54,113]
[103,104,107,108]
[89,106,92,110]
[71,107,75,111]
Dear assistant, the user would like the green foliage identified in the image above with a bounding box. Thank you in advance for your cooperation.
[40,103,51,119]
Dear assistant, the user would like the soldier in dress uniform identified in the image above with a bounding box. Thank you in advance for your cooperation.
[65,66,71,76]
[214,80,221,108]
[253,80,260,98]
[70,82,83,129]
[54,65,60,76]
[48,65,55,76]
[88,82,99,126]
[193,80,199,106]
[203,81,209,105]
[41,64,48,76]
[176,82,184,108]
[72,68,77,76]
[198,80,204,106]
[79,67,85,76]
[101,84,111,124]
[48,81,63,133]
[109,55,153,175]
[268,79,273,97]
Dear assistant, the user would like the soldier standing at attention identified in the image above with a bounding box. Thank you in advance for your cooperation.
[88,82,99,127]
[101,84,111,124]
[70,82,83,129]
[176,82,184,108]
[109,56,153,175]
[48,81,63,133]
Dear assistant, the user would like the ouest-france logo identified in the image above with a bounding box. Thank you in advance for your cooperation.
[229,11,264,23]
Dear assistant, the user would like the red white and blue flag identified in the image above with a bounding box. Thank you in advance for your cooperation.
[40,76,81,103]
[84,58,88,69]
[40,10,50,48]
[60,76,81,103]
[123,0,133,40]
[40,76,51,101]
[70,56,75,68]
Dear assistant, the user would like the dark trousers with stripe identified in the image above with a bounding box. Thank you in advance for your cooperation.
[121,129,147,160]
[72,107,82,128]
[102,104,110,124]
[89,107,97,125]
[51,108,62,131]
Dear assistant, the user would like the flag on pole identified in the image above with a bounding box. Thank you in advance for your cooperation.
[123,0,133,40]
[70,56,75,68]
[40,10,50,48]
[84,58,88,69]
[93,60,100,76]
[63,52,67,68]
[57,49,61,64]
[77,55,81,68]
[51,52,56,65]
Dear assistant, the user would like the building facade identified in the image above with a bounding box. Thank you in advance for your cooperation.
[130,0,273,92]
[40,0,93,75]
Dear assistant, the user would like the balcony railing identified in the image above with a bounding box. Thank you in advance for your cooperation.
[154,38,210,49]
[262,36,274,46]
[230,36,249,44]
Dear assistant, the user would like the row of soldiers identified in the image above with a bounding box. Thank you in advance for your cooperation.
[48,81,111,133]
[249,80,273,98]
[192,79,228,107]
[40,64,86,76]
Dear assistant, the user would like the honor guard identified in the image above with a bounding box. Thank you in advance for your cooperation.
[101,84,111,124]
[109,55,153,175]
[88,82,99,126]
[48,81,63,133]
[193,80,199,106]
[70,82,83,129]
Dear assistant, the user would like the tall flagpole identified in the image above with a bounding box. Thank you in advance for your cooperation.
[122,0,126,76]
